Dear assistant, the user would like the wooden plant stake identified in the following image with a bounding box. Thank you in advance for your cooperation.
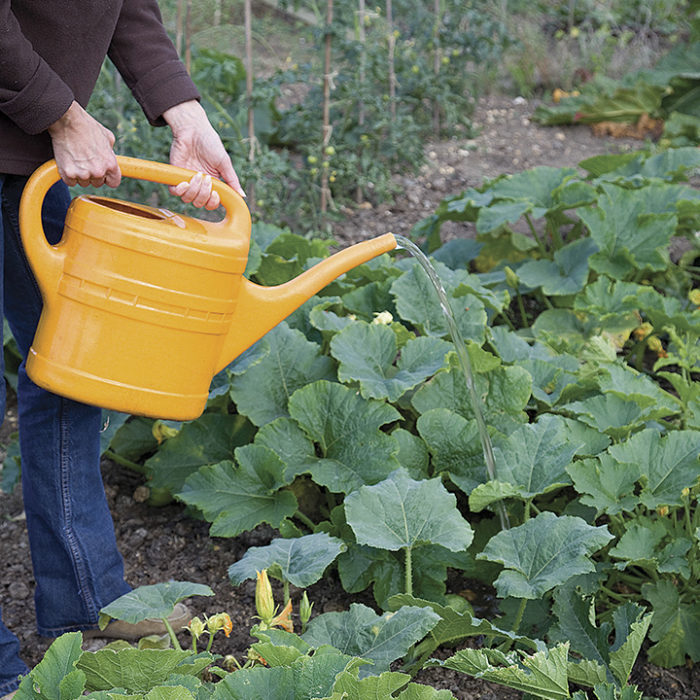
[356,0,366,203]
[320,0,334,215]
[244,0,256,208]
[386,0,396,122]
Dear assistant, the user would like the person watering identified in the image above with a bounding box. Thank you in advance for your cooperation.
[0,2,245,697]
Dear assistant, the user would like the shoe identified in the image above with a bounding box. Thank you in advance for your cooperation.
[83,602,192,640]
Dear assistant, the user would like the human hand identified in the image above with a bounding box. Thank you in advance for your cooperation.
[47,102,121,188]
[163,100,245,210]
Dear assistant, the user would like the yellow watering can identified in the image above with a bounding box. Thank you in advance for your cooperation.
[19,156,397,420]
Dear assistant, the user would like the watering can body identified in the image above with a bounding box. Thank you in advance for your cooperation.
[19,156,396,420]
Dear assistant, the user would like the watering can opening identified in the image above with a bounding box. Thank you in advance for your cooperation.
[87,196,168,221]
[19,156,397,421]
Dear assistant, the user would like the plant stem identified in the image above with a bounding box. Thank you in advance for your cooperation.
[404,546,413,596]
[517,290,529,327]
[283,579,290,605]
[295,510,317,532]
[104,450,147,475]
[511,597,527,636]
[524,214,547,256]
[163,618,182,651]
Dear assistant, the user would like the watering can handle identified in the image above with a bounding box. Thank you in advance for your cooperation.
[19,156,248,303]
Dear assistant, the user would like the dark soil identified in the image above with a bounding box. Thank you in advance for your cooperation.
[1,95,699,700]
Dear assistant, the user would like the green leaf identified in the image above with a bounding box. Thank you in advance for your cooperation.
[177,448,298,537]
[656,538,692,579]
[579,185,676,277]
[145,414,255,492]
[567,455,639,515]
[413,355,531,435]
[210,665,294,699]
[330,322,450,401]
[608,520,666,569]
[476,200,533,233]
[517,238,596,296]
[469,480,522,513]
[426,643,570,700]
[308,298,355,333]
[608,605,652,687]
[393,428,430,480]
[287,381,400,493]
[396,683,456,699]
[248,642,304,668]
[328,670,412,699]
[17,632,84,700]
[230,323,335,426]
[390,262,487,343]
[416,408,485,494]
[487,166,578,213]
[550,588,612,683]
[560,394,671,440]
[228,532,346,587]
[77,649,210,694]
[387,594,533,649]
[642,580,700,667]
[488,415,578,500]
[143,687,195,700]
[344,469,473,552]
[254,417,317,482]
[597,363,679,413]
[477,512,613,599]
[608,429,700,508]
[99,583,213,625]
[59,669,88,700]
[578,153,640,178]
[301,603,440,676]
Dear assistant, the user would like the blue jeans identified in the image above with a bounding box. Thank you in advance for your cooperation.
[0,175,130,694]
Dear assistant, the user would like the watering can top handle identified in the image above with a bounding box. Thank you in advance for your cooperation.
[114,156,247,227]
[21,155,247,232]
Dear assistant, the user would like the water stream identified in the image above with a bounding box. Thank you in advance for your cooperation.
[394,235,510,530]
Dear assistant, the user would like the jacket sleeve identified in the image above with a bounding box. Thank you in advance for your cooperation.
[108,0,200,126]
[0,2,74,134]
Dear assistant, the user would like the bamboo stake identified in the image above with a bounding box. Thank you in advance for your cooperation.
[175,0,184,56]
[386,0,396,122]
[245,0,256,207]
[433,0,441,135]
[214,0,222,26]
[184,0,192,73]
[320,0,334,215]
[356,0,366,203]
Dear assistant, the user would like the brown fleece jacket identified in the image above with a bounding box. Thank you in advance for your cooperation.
[0,0,200,175]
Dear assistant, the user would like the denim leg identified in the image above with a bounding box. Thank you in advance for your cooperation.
[0,175,29,700]
[0,611,28,694]
[1,176,130,637]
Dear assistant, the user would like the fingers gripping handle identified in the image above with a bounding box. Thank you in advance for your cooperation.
[19,156,248,303]
[114,155,247,229]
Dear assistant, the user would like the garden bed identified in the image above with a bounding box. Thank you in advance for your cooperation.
[1,94,698,699]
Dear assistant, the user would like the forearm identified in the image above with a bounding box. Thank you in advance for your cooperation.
[0,1,74,134]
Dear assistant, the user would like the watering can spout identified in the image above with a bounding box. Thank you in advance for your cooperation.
[216,232,397,372]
